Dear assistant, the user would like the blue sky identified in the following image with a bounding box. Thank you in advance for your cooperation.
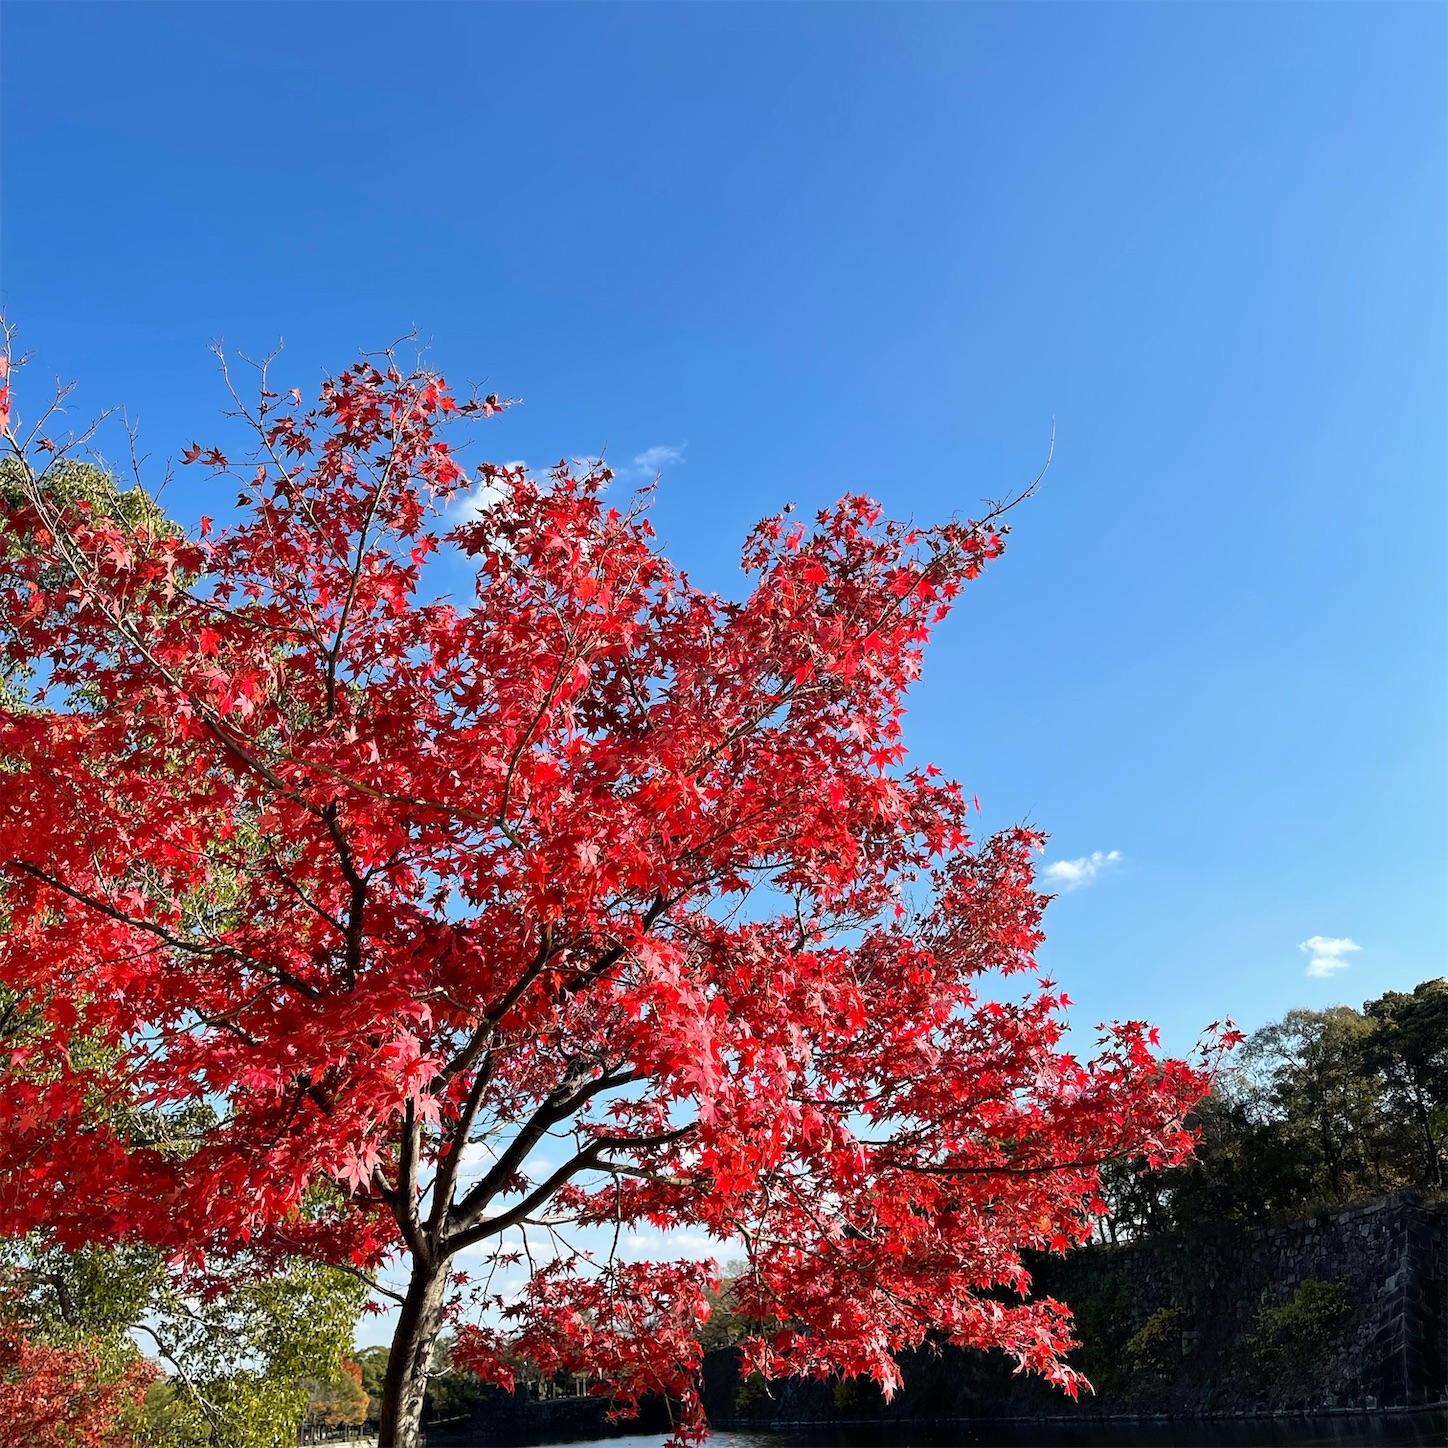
[2,1,1443,1054]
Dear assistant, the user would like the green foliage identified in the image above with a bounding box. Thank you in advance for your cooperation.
[1245,1279,1354,1384]
[1250,1007,1386,1203]
[351,1339,501,1427]
[355,1345,389,1423]
[1122,1307,1183,1380]
[0,457,174,710]
[699,1263,753,1351]
[132,1258,367,1448]
[1363,979,1448,1186]
[831,1373,884,1416]
[0,456,168,542]
[1098,979,1448,1238]
[0,1238,158,1345]
[1,1237,366,1448]
[1060,1269,1138,1394]
[734,1369,770,1416]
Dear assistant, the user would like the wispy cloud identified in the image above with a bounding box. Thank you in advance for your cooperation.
[630,444,685,476]
[449,445,682,521]
[620,1227,723,1262]
[1300,935,1361,978]
[1042,850,1121,891]
[622,443,683,483]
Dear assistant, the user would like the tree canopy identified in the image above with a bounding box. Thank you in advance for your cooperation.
[1096,978,1448,1240]
[0,340,1224,1446]
[0,1233,365,1448]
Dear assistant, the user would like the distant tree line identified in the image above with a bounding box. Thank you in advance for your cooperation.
[1097,978,1448,1240]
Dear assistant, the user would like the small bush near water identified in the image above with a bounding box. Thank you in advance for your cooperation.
[1123,1307,1185,1379]
[1246,1279,1355,1384]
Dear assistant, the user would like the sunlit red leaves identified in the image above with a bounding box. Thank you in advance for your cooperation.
[0,351,1224,1438]
[456,1260,716,1444]
[0,1326,155,1448]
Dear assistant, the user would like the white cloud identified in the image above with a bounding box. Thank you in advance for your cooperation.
[449,446,682,522]
[620,1227,723,1262]
[459,1141,494,1168]
[1300,935,1361,978]
[1042,850,1121,891]
[450,461,526,523]
[631,444,684,475]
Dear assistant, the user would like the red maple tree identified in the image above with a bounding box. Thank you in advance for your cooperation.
[0,1325,154,1448]
[0,337,1228,1447]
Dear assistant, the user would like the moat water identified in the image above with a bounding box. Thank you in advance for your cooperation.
[495,1417,1448,1448]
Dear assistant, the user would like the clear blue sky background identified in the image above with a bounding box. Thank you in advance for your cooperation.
[2,2,1443,1054]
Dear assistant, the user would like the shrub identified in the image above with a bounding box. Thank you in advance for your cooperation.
[1123,1307,1184,1380]
[832,1374,884,1416]
[1246,1279,1354,1382]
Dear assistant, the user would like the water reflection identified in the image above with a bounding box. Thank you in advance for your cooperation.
[489,1418,1448,1448]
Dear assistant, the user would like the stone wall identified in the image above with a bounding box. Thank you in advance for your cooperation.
[703,1190,1448,1427]
[427,1385,672,1446]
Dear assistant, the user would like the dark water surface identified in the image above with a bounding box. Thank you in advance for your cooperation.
[495,1418,1448,1448]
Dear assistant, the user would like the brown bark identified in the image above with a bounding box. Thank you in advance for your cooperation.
[377,1256,450,1448]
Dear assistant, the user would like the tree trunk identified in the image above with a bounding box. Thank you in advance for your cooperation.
[377,1256,450,1448]
[1411,1088,1442,1187]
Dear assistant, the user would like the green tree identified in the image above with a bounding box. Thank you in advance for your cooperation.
[356,1347,390,1425]
[352,1340,495,1429]
[1110,983,1447,1239]
[135,1257,367,1448]
[698,1273,747,1352]
[1363,978,1448,1187]
[299,1360,370,1431]
[1243,1006,1386,1203]
[1176,1003,1400,1219]
[2,1239,366,1448]
[1166,1090,1316,1229]
[0,457,175,709]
